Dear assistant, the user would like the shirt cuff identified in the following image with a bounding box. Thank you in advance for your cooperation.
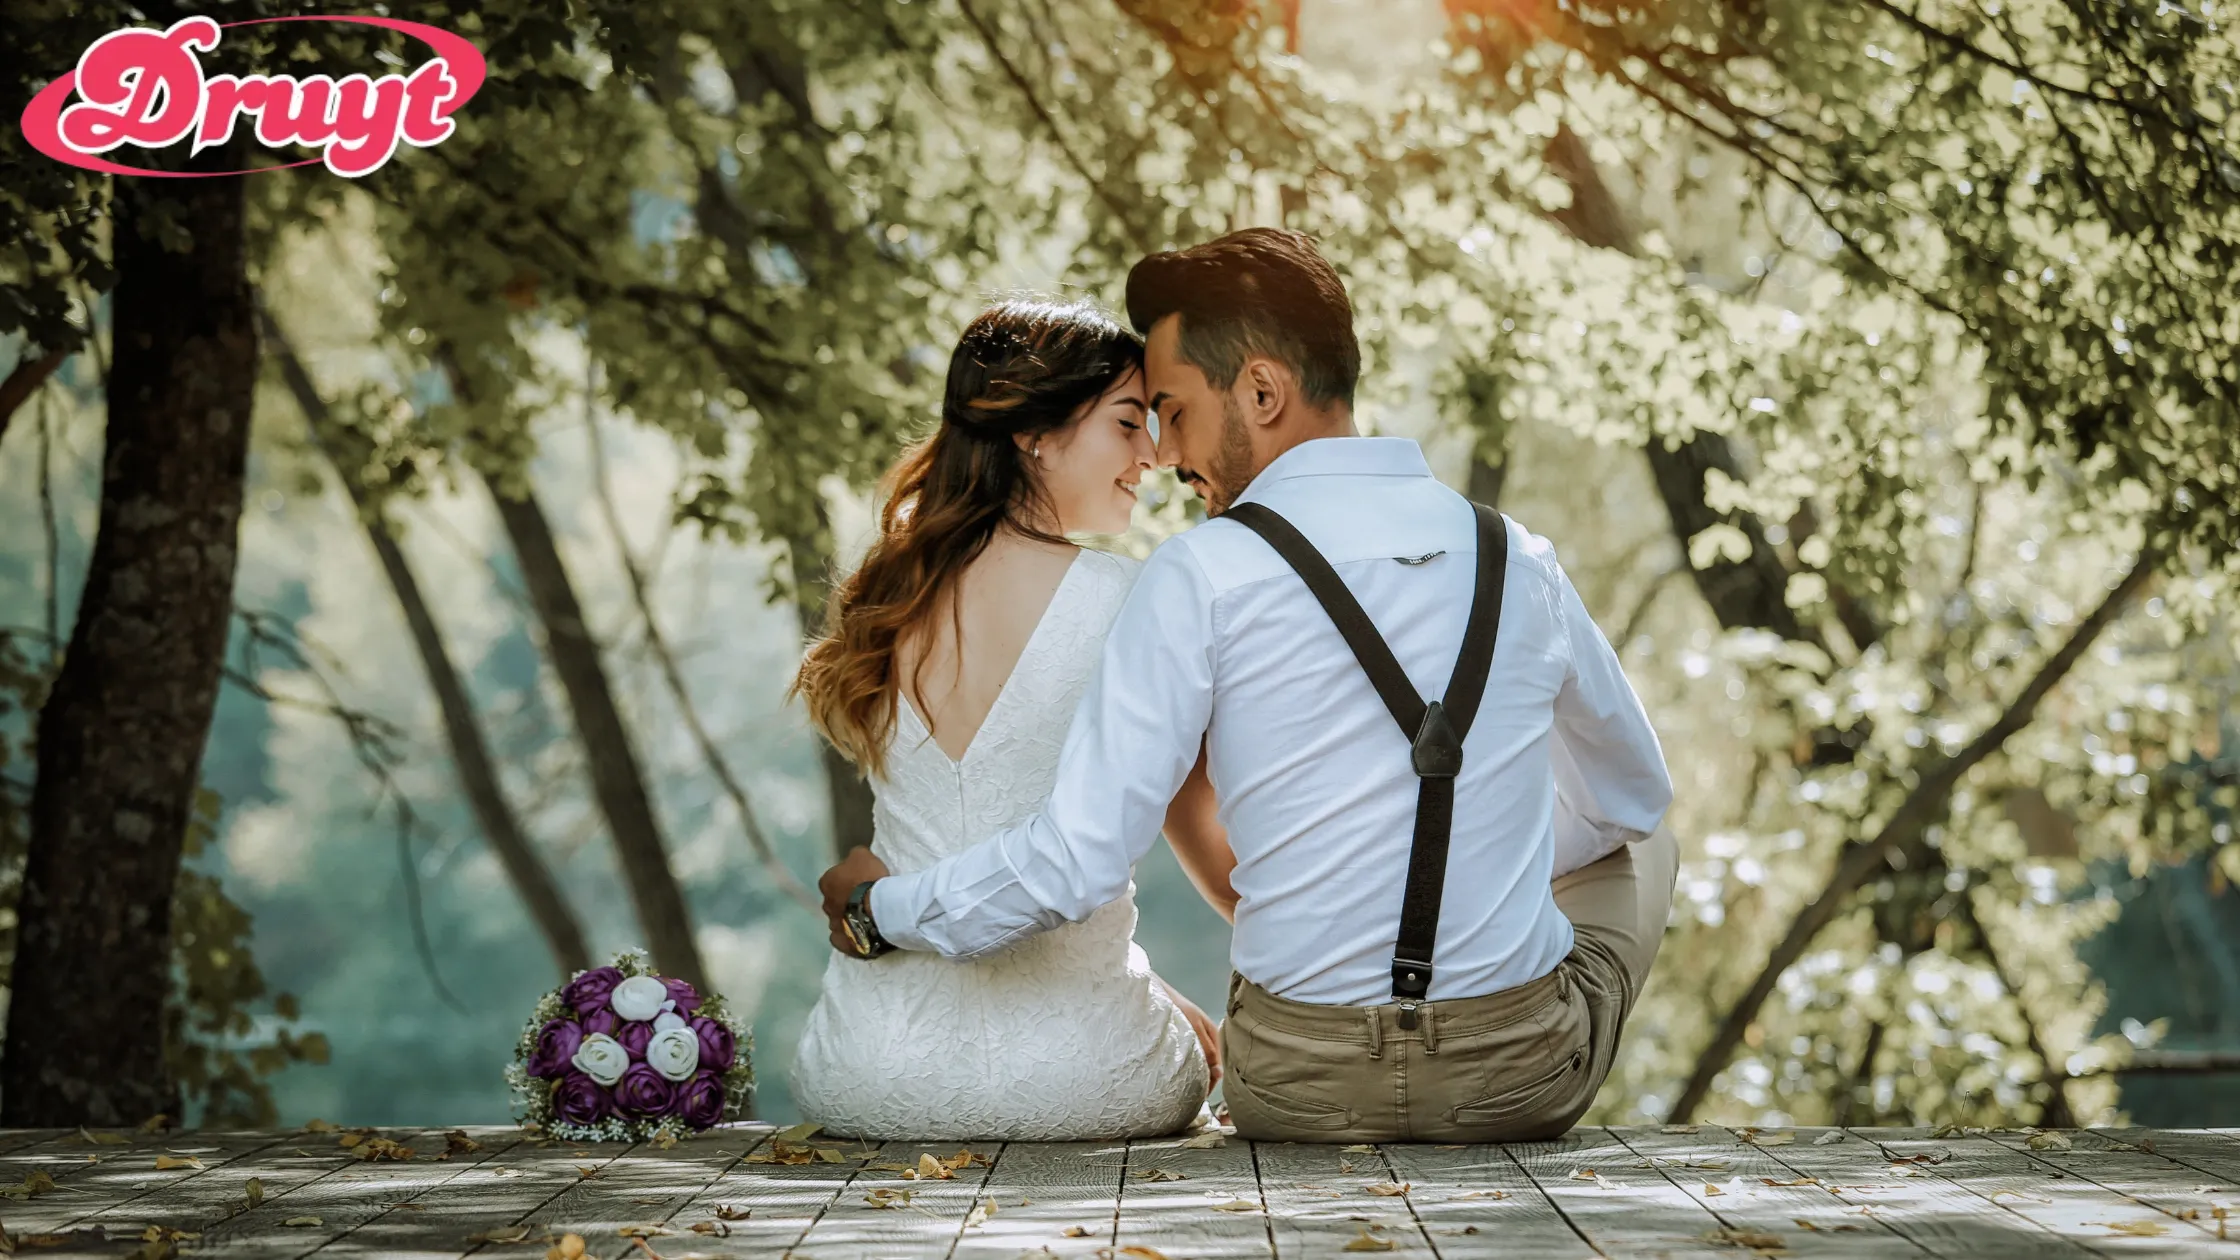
[867,874,935,953]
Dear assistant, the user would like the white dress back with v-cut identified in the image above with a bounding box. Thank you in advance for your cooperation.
[787,548,1210,1140]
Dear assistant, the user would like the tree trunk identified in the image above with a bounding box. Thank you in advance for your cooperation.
[486,480,709,991]
[785,520,876,859]
[1,171,256,1126]
[261,309,593,980]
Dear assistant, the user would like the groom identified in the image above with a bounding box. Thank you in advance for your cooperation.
[819,228,1679,1142]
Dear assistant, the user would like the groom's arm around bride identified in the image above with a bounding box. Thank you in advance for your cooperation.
[821,228,1677,1144]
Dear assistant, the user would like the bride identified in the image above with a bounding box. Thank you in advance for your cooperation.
[787,299,1224,1140]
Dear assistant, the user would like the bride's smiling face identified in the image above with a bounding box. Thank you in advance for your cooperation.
[1022,367,1156,535]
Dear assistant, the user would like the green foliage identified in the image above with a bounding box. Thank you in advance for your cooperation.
[166,788,331,1128]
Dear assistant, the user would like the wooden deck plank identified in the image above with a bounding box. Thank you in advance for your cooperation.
[1507,1126,1741,1258]
[1378,1142,1597,1259]
[279,1133,639,1259]
[1612,1125,1929,1257]
[182,1128,517,1257]
[2125,1130,2240,1189]
[949,1139,1128,1258]
[1255,1140,1434,1258]
[1867,1129,2222,1259]
[1114,1132,1271,1259]
[630,1128,882,1258]
[1979,1129,2240,1247]
[1766,1128,2099,1260]
[2,1129,293,1235]
[786,1139,1001,1259]
[574,1130,770,1260]
[82,1129,405,1251]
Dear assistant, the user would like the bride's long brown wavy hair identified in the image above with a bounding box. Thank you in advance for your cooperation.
[792,299,1144,777]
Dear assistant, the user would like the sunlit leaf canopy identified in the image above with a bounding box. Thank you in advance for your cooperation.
[6,0,2238,1127]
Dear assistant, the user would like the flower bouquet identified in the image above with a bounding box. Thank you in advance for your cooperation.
[507,950,753,1142]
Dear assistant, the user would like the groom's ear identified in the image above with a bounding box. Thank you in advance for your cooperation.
[1241,357,1289,427]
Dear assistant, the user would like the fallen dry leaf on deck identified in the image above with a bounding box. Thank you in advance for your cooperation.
[74,1126,129,1145]
[1661,1124,1699,1135]
[1341,1144,1377,1153]
[469,1225,534,1244]
[337,1133,362,1148]
[2093,1220,2168,1237]
[942,1148,993,1171]
[281,1216,322,1228]
[963,1197,997,1227]
[714,1205,751,1221]
[1793,1219,1862,1233]
[1063,1225,1092,1237]
[1133,1167,1187,1183]
[303,1118,339,1133]
[547,1233,588,1260]
[1812,1132,1847,1145]
[1210,1198,1261,1213]
[2025,1132,2072,1151]
[1703,1227,1784,1250]
[772,1123,821,1143]
[1743,1132,1795,1147]
[1569,1168,1599,1181]
[1366,1182,1410,1197]
[617,1224,670,1238]
[1341,1229,1397,1252]
[1704,1183,1725,1197]
[1761,1178,1817,1187]
[916,1153,954,1180]
[245,1177,264,1207]
[1178,1132,1226,1149]
[865,1187,916,1209]
[1,1171,57,1200]
[1105,1247,1170,1260]
[153,1155,204,1171]
[1453,1189,1507,1200]
[689,1220,731,1237]
[354,1137,415,1162]
[574,1165,603,1179]
[445,1130,485,1156]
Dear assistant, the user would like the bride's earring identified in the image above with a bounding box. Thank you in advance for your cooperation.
[1031,442,1042,461]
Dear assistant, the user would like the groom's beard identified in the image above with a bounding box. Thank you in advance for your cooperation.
[1202,394,1256,517]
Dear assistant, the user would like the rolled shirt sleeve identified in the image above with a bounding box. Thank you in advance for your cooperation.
[1548,562,1674,873]
[869,543,1218,959]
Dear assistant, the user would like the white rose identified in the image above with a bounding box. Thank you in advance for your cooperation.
[572,1033,628,1086]
[653,1011,687,1033]
[610,975,669,1022]
[646,1027,700,1082]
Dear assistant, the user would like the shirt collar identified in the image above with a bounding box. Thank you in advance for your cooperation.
[1232,436,1433,507]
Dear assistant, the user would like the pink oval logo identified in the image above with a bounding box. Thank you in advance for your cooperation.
[19,15,485,178]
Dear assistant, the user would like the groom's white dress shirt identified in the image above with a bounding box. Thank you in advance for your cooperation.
[870,436,1672,1005]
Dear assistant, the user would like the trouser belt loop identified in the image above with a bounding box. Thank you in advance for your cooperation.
[1422,1003,1439,1054]
[1227,973,1245,1016]
[1364,1006,1384,1060]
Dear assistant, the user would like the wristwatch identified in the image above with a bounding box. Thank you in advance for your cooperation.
[842,880,896,959]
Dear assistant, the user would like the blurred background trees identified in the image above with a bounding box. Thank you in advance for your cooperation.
[0,0,2234,1127]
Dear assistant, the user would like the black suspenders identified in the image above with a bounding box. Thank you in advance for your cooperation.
[1222,500,1508,1030]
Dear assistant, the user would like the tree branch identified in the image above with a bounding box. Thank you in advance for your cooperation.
[1667,547,2160,1120]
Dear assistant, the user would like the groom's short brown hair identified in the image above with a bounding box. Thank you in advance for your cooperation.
[1123,228,1359,410]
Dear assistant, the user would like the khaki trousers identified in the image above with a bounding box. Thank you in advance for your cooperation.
[1220,825,1680,1143]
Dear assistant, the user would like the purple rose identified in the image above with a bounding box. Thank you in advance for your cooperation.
[690,1016,735,1071]
[551,1070,612,1125]
[614,1063,676,1118]
[616,1020,655,1059]
[562,965,624,1015]
[581,1008,617,1038]
[677,1070,725,1129]
[526,1018,583,1079]
[663,977,703,1014]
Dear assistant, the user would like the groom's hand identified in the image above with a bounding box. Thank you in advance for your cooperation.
[819,845,891,955]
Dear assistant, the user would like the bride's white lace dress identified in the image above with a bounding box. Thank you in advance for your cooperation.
[789,549,1210,1140]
